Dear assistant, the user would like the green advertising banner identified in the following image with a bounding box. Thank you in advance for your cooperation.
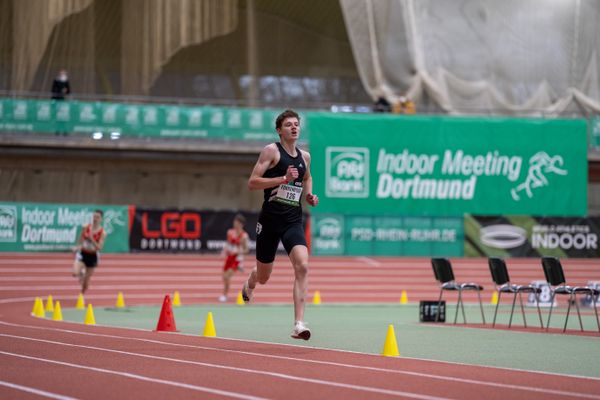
[309,113,587,216]
[0,202,129,253]
[311,214,463,256]
[0,98,304,141]
[591,117,600,148]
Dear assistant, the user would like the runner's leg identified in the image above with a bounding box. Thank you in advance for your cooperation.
[288,245,309,323]
[81,268,95,293]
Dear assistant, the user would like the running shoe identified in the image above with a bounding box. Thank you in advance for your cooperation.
[218,295,227,302]
[241,280,253,303]
[290,321,311,340]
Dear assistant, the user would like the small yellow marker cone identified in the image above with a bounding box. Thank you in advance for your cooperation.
[75,293,85,309]
[491,291,499,305]
[115,292,125,308]
[236,291,245,306]
[45,295,55,312]
[172,291,181,307]
[312,290,322,305]
[52,301,63,321]
[400,290,408,305]
[203,311,216,337]
[31,297,41,316]
[84,304,96,325]
[382,324,400,357]
[33,298,45,318]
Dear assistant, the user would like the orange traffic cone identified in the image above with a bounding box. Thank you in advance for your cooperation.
[154,295,178,332]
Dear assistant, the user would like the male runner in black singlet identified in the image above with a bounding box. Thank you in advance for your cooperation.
[242,109,319,340]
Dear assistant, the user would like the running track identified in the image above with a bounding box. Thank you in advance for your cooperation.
[1,253,599,399]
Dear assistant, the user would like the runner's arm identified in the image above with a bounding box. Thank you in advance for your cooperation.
[240,232,249,254]
[248,144,292,190]
[302,151,319,206]
[95,231,107,251]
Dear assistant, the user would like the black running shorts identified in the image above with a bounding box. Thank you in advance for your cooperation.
[255,214,307,264]
[77,251,98,268]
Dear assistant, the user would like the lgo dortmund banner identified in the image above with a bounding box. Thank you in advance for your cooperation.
[308,113,587,216]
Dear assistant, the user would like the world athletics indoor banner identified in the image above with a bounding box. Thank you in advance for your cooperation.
[465,215,600,258]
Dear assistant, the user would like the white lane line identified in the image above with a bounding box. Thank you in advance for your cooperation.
[1,322,599,398]
[0,284,436,291]
[0,380,79,400]
[0,334,448,400]
[0,275,439,282]
[0,350,265,400]
[356,257,381,267]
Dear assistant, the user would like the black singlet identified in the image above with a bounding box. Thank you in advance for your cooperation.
[261,142,306,224]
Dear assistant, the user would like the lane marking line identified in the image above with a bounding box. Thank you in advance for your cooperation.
[1,323,600,399]
[356,257,381,267]
[0,350,265,400]
[0,380,78,400]
[0,334,448,400]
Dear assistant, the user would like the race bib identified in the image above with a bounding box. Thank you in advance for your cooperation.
[274,184,303,206]
[82,238,95,251]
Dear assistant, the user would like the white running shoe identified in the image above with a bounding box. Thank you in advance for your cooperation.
[241,280,253,303]
[291,321,311,340]
[218,295,227,302]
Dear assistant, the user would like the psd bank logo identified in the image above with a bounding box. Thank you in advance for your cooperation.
[314,215,344,254]
[0,205,17,242]
[326,147,369,198]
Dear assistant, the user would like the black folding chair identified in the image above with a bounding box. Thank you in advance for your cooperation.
[431,258,486,324]
[488,257,544,329]
[541,257,600,333]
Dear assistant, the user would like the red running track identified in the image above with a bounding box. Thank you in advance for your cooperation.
[1,253,599,399]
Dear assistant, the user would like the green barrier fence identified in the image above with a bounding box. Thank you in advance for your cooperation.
[0,98,303,141]
[0,202,129,253]
[309,113,587,216]
[590,117,600,147]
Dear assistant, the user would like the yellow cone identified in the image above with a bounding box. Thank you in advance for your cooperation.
[33,297,45,318]
[45,295,54,312]
[84,303,96,325]
[400,290,408,305]
[236,291,245,306]
[203,311,216,337]
[52,301,63,321]
[382,324,400,357]
[115,292,125,308]
[312,290,322,305]
[491,291,499,305]
[173,291,181,307]
[31,297,41,315]
[75,293,85,309]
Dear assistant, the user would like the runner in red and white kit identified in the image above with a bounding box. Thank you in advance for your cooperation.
[219,214,249,302]
[72,210,107,293]
[241,109,319,340]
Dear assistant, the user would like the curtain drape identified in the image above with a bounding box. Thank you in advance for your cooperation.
[340,0,600,115]
[11,0,94,92]
[121,0,237,95]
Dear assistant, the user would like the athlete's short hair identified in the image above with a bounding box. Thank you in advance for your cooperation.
[94,209,104,217]
[275,109,300,130]
[233,213,246,226]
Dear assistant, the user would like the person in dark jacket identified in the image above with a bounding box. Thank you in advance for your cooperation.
[51,69,71,100]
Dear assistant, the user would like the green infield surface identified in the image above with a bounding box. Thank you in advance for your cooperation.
[61,303,600,378]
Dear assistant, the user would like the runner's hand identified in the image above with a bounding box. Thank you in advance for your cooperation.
[306,193,319,206]
[285,165,299,182]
